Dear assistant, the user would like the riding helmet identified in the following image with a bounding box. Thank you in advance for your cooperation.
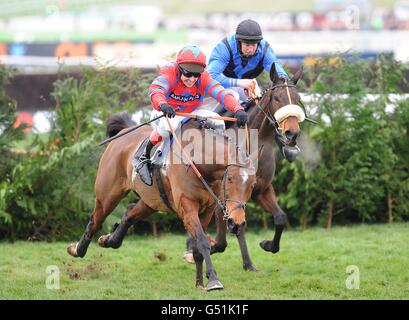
[235,19,263,43]
[176,45,207,73]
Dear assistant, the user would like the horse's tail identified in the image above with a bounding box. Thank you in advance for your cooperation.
[106,112,136,137]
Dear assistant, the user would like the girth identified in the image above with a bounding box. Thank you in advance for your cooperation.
[152,164,174,213]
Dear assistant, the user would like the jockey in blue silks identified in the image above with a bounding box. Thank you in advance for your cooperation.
[208,19,288,108]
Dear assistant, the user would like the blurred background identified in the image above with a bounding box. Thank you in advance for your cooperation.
[2,0,409,115]
[1,2,409,290]
[1,0,408,240]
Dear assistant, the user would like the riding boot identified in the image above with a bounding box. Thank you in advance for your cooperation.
[133,140,155,186]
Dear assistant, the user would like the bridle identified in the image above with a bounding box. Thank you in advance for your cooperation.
[252,80,316,133]
[220,163,254,221]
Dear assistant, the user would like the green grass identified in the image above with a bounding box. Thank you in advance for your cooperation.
[0,223,408,299]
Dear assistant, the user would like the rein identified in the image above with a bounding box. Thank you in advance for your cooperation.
[164,116,228,216]
[164,115,253,221]
[252,83,297,144]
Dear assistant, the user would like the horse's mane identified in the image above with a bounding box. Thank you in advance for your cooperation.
[106,112,136,137]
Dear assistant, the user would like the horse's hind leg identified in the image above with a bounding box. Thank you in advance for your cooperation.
[67,193,126,258]
[257,184,287,254]
[98,200,155,249]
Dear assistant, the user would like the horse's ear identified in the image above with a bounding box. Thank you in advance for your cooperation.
[291,65,304,85]
[269,63,280,84]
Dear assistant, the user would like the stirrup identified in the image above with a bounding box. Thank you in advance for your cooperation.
[133,155,153,186]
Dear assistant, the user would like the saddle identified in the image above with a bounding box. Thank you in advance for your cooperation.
[132,109,226,186]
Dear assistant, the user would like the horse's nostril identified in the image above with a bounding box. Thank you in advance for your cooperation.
[285,130,299,141]
[227,218,238,234]
[227,218,234,228]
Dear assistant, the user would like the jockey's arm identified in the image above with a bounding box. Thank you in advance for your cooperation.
[202,72,243,113]
[148,65,174,111]
[237,79,256,91]
[263,46,288,79]
[208,42,238,88]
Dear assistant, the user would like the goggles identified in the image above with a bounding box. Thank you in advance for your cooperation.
[179,65,202,78]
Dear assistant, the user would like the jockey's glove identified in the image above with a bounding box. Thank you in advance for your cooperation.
[160,103,176,118]
[235,109,249,127]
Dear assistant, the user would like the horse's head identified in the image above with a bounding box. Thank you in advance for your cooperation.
[259,63,305,161]
[221,154,257,235]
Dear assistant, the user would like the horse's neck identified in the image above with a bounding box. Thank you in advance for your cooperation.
[246,94,277,179]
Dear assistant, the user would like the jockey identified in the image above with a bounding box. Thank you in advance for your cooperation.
[208,19,288,109]
[133,45,249,185]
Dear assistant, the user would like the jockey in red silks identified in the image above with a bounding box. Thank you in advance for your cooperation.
[134,45,249,185]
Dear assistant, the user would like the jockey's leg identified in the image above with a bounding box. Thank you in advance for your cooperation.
[133,130,162,185]
[134,111,185,183]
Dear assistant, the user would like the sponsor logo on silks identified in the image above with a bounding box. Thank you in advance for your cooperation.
[170,92,201,103]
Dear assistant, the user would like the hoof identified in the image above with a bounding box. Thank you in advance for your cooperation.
[259,240,280,254]
[206,279,224,291]
[196,282,205,290]
[210,243,227,255]
[98,234,111,248]
[243,264,258,272]
[67,243,79,257]
[183,250,195,264]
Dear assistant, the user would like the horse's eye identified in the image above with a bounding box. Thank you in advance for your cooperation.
[227,176,233,183]
[274,96,280,102]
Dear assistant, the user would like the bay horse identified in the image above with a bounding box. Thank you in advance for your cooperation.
[209,63,304,271]
[67,112,256,291]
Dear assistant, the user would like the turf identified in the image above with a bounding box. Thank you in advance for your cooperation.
[0,223,408,299]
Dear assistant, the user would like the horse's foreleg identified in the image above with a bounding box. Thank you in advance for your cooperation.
[257,184,287,254]
[211,207,256,271]
[210,208,228,254]
[181,197,223,291]
[192,245,205,289]
[236,227,257,271]
[98,200,155,249]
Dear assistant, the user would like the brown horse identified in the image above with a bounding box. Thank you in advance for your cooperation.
[208,64,304,271]
[67,113,256,290]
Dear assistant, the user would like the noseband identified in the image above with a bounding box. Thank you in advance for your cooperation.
[255,82,301,134]
[253,81,315,131]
